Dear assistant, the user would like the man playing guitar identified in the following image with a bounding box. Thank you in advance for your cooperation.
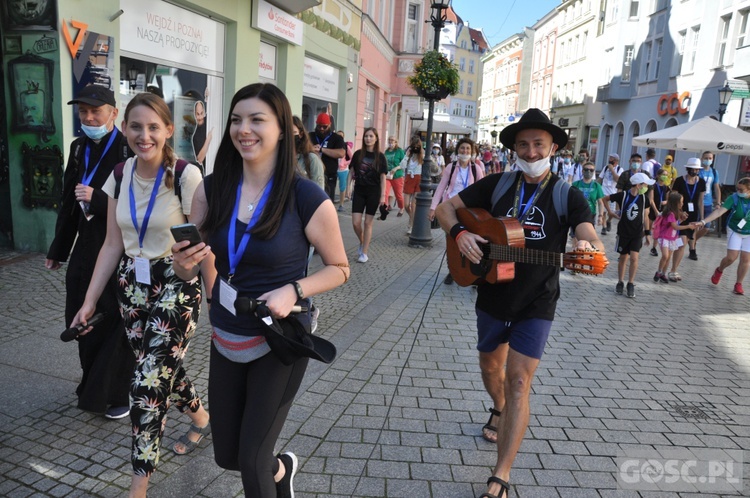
[436,109,606,498]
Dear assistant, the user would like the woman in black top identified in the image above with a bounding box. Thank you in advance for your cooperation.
[171,83,349,497]
[349,127,387,263]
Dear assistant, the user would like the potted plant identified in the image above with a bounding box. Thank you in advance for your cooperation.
[407,50,459,101]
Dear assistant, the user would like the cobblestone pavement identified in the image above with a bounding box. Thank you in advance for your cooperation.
[1,211,748,497]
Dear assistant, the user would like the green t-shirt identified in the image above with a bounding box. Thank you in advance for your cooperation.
[572,179,605,215]
[384,147,405,179]
[722,194,750,235]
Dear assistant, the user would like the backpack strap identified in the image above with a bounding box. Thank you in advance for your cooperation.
[113,161,126,199]
[490,172,570,224]
[115,159,191,202]
[552,178,571,226]
[490,171,519,212]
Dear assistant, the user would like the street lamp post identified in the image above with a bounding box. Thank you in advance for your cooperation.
[717,83,733,122]
[409,0,451,248]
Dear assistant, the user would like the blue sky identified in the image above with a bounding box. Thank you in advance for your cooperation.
[450,0,561,47]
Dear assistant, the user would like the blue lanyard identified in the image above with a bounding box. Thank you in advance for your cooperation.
[227,177,274,279]
[82,128,118,186]
[686,179,698,201]
[129,160,164,254]
[739,198,749,219]
[518,181,540,219]
[457,166,469,189]
[315,132,332,147]
[654,184,665,203]
[622,191,639,212]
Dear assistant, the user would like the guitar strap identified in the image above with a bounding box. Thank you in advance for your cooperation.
[490,172,570,225]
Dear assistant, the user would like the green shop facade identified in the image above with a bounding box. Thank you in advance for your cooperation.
[0,0,353,252]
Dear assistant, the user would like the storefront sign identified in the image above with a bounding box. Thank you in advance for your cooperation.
[657,91,691,116]
[727,79,750,100]
[259,42,277,80]
[254,0,304,46]
[120,0,225,73]
[402,96,422,118]
[741,98,750,128]
[303,56,339,101]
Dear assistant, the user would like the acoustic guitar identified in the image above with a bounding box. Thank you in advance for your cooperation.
[446,208,609,287]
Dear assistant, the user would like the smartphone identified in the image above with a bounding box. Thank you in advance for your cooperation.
[170,223,202,249]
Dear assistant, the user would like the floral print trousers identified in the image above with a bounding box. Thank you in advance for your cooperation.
[116,255,203,476]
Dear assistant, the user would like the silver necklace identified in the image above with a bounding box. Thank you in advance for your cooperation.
[247,178,272,212]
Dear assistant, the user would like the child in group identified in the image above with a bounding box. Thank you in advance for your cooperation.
[694,177,750,295]
[653,191,691,283]
[602,172,653,298]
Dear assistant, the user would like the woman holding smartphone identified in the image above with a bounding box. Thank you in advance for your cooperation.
[171,83,348,497]
[71,93,211,498]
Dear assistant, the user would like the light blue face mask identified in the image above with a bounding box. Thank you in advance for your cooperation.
[81,123,110,140]
[738,192,750,199]
[630,162,641,170]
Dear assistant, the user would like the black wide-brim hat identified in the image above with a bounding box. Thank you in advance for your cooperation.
[499,108,568,151]
[254,303,336,366]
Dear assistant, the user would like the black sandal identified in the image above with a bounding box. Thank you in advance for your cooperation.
[481,407,501,443]
[479,476,510,498]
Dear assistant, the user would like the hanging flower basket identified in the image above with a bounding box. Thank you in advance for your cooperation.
[407,50,459,101]
[416,87,451,101]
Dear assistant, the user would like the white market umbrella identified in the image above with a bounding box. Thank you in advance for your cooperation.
[632,117,750,155]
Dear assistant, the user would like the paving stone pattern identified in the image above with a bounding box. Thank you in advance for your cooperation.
[1,213,748,497]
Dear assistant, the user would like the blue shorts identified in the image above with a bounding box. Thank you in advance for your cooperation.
[476,308,553,360]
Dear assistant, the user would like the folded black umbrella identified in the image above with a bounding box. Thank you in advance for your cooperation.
[253,303,336,366]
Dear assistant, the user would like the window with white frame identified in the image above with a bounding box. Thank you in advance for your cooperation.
[405,3,420,53]
[653,0,667,12]
[363,84,376,129]
[452,102,462,115]
[465,104,474,117]
[672,30,685,75]
[582,31,588,57]
[459,57,466,71]
[641,41,652,81]
[547,36,555,67]
[578,79,584,102]
[629,0,639,18]
[459,80,464,93]
[534,42,541,71]
[622,45,634,82]
[717,15,732,67]
[574,35,580,60]
[469,60,475,74]
[467,81,473,96]
[687,26,700,72]
[738,10,749,48]
[653,38,663,78]
[560,41,566,66]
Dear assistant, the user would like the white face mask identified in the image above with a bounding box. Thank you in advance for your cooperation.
[516,146,553,177]
[457,154,472,163]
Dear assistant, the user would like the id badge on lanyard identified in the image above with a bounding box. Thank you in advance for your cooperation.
[129,161,164,287]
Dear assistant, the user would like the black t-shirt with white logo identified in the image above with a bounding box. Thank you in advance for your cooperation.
[459,173,593,322]
[351,150,387,188]
[608,190,647,238]
[309,131,346,176]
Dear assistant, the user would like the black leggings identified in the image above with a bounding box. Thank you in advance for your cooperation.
[209,343,308,496]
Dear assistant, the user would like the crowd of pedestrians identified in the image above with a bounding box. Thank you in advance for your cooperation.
[45,83,749,498]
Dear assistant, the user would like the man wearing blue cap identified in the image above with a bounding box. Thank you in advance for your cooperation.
[436,108,606,498]
[46,85,134,419]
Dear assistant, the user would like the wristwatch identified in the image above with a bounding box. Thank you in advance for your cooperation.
[292,281,305,300]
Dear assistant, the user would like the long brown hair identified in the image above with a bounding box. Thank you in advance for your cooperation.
[408,136,424,164]
[123,93,177,188]
[358,127,383,170]
[292,115,313,180]
[201,83,296,240]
